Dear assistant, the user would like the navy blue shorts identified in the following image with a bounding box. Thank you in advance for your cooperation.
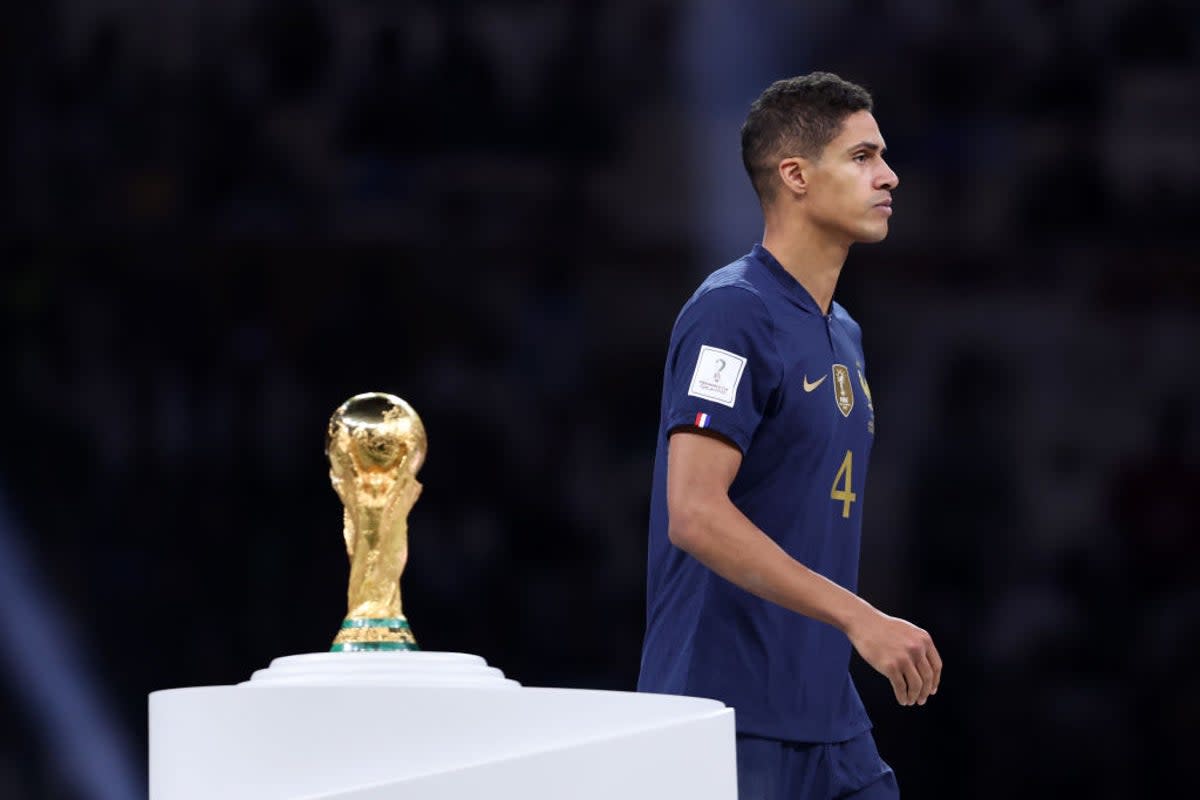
[736,730,899,799]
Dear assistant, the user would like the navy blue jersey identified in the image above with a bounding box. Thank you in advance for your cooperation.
[638,243,877,743]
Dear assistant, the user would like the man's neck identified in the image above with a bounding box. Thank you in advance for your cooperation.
[761,221,850,315]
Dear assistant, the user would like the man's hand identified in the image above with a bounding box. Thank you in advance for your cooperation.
[846,610,942,706]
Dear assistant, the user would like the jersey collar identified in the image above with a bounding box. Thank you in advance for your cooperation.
[749,243,824,315]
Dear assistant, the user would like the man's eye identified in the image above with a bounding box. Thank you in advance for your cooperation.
[853,153,868,163]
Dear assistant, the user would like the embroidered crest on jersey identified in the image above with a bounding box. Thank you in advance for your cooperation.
[832,364,854,417]
[687,345,747,408]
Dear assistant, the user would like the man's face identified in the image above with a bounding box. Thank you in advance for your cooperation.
[801,110,898,245]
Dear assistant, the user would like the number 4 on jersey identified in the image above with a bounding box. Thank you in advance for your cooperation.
[831,450,857,519]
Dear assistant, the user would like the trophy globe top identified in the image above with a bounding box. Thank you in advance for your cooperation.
[326,393,427,481]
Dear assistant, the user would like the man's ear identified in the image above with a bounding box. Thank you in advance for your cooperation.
[777,157,810,197]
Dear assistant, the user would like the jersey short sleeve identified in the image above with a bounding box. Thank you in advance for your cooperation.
[663,286,783,453]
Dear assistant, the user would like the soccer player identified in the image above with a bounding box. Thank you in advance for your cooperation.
[637,73,942,799]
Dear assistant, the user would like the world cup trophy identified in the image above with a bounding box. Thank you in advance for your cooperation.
[326,392,426,652]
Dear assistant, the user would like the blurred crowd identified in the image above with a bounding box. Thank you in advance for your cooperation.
[2,1,1198,798]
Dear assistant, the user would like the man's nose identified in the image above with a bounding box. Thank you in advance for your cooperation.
[878,161,899,190]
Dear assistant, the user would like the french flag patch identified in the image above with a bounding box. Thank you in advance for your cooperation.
[694,412,711,428]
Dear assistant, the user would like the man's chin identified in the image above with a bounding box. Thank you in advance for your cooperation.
[854,224,890,244]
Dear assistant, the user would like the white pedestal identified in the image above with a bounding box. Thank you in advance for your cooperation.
[149,652,736,800]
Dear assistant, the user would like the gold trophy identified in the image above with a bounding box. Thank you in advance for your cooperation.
[326,392,426,652]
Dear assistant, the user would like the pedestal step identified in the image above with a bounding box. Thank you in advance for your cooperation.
[242,651,519,688]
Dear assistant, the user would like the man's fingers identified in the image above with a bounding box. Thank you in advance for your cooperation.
[900,661,922,706]
[916,652,935,705]
[888,669,906,705]
[928,640,943,694]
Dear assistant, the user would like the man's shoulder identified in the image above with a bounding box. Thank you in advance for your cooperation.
[684,258,769,315]
[701,257,759,291]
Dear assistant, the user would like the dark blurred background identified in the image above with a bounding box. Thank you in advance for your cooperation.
[2,1,1198,798]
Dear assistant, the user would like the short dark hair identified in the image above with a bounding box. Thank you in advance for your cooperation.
[741,72,873,205]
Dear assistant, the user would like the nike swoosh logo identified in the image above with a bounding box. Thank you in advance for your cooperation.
[803,375,827,392]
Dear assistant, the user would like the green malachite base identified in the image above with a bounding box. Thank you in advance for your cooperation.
[331,641,420,652]
[330,616,419,652]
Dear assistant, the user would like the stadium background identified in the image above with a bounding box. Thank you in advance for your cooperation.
[2,1,1197,797]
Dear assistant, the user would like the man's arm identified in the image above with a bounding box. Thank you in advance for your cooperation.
[667,429,943,706]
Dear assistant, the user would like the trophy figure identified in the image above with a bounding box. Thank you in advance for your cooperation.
[326,392,426,652]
